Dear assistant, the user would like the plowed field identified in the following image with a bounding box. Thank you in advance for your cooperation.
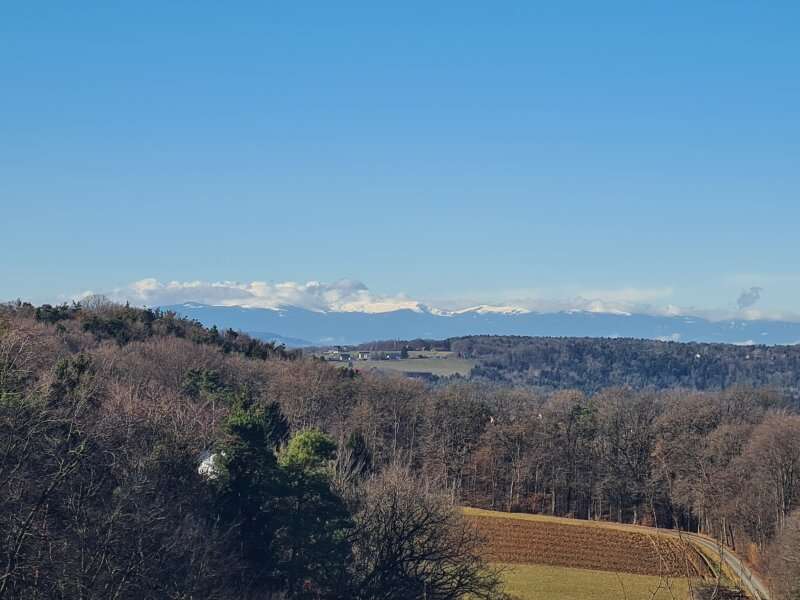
[465,509,711,579]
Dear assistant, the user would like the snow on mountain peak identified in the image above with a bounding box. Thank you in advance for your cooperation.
[451,305,531,316]
[334,299,430,314]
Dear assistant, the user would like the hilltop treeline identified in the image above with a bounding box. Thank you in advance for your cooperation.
[451,335,800,393]
[352,339,450,352]
[32,298,297,360]
[3,303,800,598]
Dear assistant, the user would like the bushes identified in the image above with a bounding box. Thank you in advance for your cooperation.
[34,302,78,325]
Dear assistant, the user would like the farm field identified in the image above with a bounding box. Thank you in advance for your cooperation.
[354,356,476,377]
[498,563,694,600]
[465,508,709,578]
[464,508,713,599]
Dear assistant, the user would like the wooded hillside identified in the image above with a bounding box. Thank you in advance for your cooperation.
[453,335,800,393]
[3,302,800,598]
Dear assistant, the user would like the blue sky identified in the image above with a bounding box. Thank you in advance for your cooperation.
[2,2,799,319]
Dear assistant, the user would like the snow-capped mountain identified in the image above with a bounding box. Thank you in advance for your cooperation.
[449,305,532,316]
[160,303,800,347]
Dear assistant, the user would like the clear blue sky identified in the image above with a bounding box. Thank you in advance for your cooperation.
[2,2,799,318]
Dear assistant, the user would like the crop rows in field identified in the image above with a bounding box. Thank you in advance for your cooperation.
[468,514,710,578]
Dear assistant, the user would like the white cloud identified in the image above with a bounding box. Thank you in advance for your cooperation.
[88,278,426,314]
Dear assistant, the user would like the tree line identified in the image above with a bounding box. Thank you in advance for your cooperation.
[454,335,800,393]
[326,335,800,394]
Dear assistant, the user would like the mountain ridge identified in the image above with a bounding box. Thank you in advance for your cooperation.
[160,303,800,347]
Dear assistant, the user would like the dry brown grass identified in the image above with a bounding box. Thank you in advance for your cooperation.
[497,563,696,600]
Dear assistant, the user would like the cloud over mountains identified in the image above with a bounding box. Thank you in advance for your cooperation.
[88,278,424,314]
[81,278,677,318]
[75,278,796,323]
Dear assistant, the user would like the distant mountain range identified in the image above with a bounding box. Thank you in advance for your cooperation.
[160,303,800,347]
[247,332,314,348]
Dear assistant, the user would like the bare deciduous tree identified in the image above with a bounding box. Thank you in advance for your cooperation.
[347,466,506,600]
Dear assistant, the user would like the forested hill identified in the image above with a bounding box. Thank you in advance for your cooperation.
[0,301,504,599]
[5,301,800,596]
[448,336,800,393]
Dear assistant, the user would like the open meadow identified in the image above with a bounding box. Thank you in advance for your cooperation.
[498,563,694,600]
[353,355,476,377]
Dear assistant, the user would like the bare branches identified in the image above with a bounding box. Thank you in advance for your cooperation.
[347,466,506,600]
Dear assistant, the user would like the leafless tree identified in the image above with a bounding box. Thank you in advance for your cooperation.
[346,466,507,600]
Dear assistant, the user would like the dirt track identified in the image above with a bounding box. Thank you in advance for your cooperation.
[663,531,770,600]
